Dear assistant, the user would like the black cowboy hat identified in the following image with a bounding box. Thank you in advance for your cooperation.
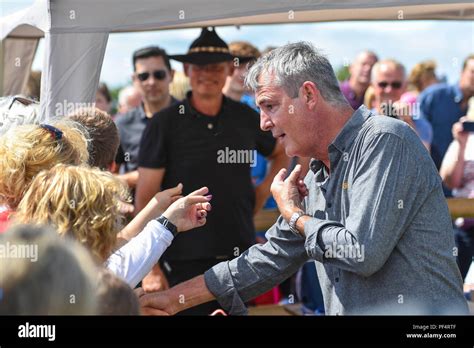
[169,27,234,65]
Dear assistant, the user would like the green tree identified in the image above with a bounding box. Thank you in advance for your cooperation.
[336,65,350,82]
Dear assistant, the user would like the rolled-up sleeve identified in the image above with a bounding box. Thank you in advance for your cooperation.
[304,131,425,277]
[204,215,308,315]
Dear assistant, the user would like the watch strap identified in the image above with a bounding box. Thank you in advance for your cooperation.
[156,215,178,237]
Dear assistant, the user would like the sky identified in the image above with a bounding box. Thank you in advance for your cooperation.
[2,0,473,89]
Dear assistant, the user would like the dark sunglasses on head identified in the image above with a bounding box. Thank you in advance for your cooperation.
[377,81,403,89]
[136,70,167,82]
[39,124,63,141]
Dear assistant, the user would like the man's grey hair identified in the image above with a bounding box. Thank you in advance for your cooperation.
[371,59,406,83]
[245,42,348,107]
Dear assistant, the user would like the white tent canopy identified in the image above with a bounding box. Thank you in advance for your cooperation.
[1,0,473,119]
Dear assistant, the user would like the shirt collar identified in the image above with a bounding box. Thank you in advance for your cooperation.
[138,97,178,120]
[138,103,147,120]
[331,105,372,154]
[184,91,228,117]
[452,83,464,104]
[309,106,372,174]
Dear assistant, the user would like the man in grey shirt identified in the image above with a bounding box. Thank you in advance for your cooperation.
[138,42,468,315]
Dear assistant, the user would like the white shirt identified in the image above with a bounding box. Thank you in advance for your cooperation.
[442,133,474,198]
[105,219,174,287]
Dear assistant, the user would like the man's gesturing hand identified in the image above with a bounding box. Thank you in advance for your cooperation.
[271,164,308,221]
[162,187,212,233]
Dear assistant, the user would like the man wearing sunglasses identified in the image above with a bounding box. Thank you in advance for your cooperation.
[115,46,176,189]
[371,59,433,153]
[371,59,407,117]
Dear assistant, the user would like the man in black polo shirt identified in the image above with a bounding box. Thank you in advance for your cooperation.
[136,28,289,315]
[115,46,177,188]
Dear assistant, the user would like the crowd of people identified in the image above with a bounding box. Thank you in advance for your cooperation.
[0,26,473,316]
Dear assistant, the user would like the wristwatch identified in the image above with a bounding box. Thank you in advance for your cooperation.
[156,215,178,237]
[289,211,307,235]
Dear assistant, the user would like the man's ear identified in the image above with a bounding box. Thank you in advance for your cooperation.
[301,81,318,109]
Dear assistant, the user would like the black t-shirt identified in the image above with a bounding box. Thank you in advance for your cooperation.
[139,93,276,260]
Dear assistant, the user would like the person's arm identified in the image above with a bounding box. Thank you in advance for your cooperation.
[117,170,139,189]
[255,142,289,214]
[118,183,182,243]
[135,168,165,214]
[139,213,309,315]
[106,220,174,287]
[138,275,213,315]
[440,142,465,190]
[440,119,468,190]
[106,187,211,288]
[278,132,429,277]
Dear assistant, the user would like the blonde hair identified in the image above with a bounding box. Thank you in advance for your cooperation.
[0,120,89,209]
[15,164,130,262]
[0,224,97,315]
[169,71,191,101]
[408,60,437,92]
[364,85,376,109]
[229,41,261,59]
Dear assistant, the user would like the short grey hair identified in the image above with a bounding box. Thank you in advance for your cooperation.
[371,59,406,83]
[245,42,348,107]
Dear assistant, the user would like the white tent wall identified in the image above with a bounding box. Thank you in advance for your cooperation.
[40,32,108,119]
[0,0,473,119]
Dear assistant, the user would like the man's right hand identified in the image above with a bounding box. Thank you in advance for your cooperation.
[136,288,175,315]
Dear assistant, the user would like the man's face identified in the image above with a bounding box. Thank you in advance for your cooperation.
[226,64,248,94]
[133,56,173,104]
[185,62,233,98]
[256,73,319,158]
[372,64,406,107]
[460,59,474,95]
[350,53,377,85]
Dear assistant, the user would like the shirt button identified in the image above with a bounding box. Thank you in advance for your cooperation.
[335,277,339,282]
[207,123,214,130]
[327,202,332,208]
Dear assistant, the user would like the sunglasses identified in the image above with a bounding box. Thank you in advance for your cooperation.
[377,81,403,89]
[39,124,63,141]
[136,70,167,82]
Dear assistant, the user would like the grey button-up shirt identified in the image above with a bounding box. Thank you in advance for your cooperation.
[204,106,468,315]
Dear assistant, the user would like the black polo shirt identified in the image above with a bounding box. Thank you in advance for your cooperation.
[139,92,276,261]
[115,99,177,172]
